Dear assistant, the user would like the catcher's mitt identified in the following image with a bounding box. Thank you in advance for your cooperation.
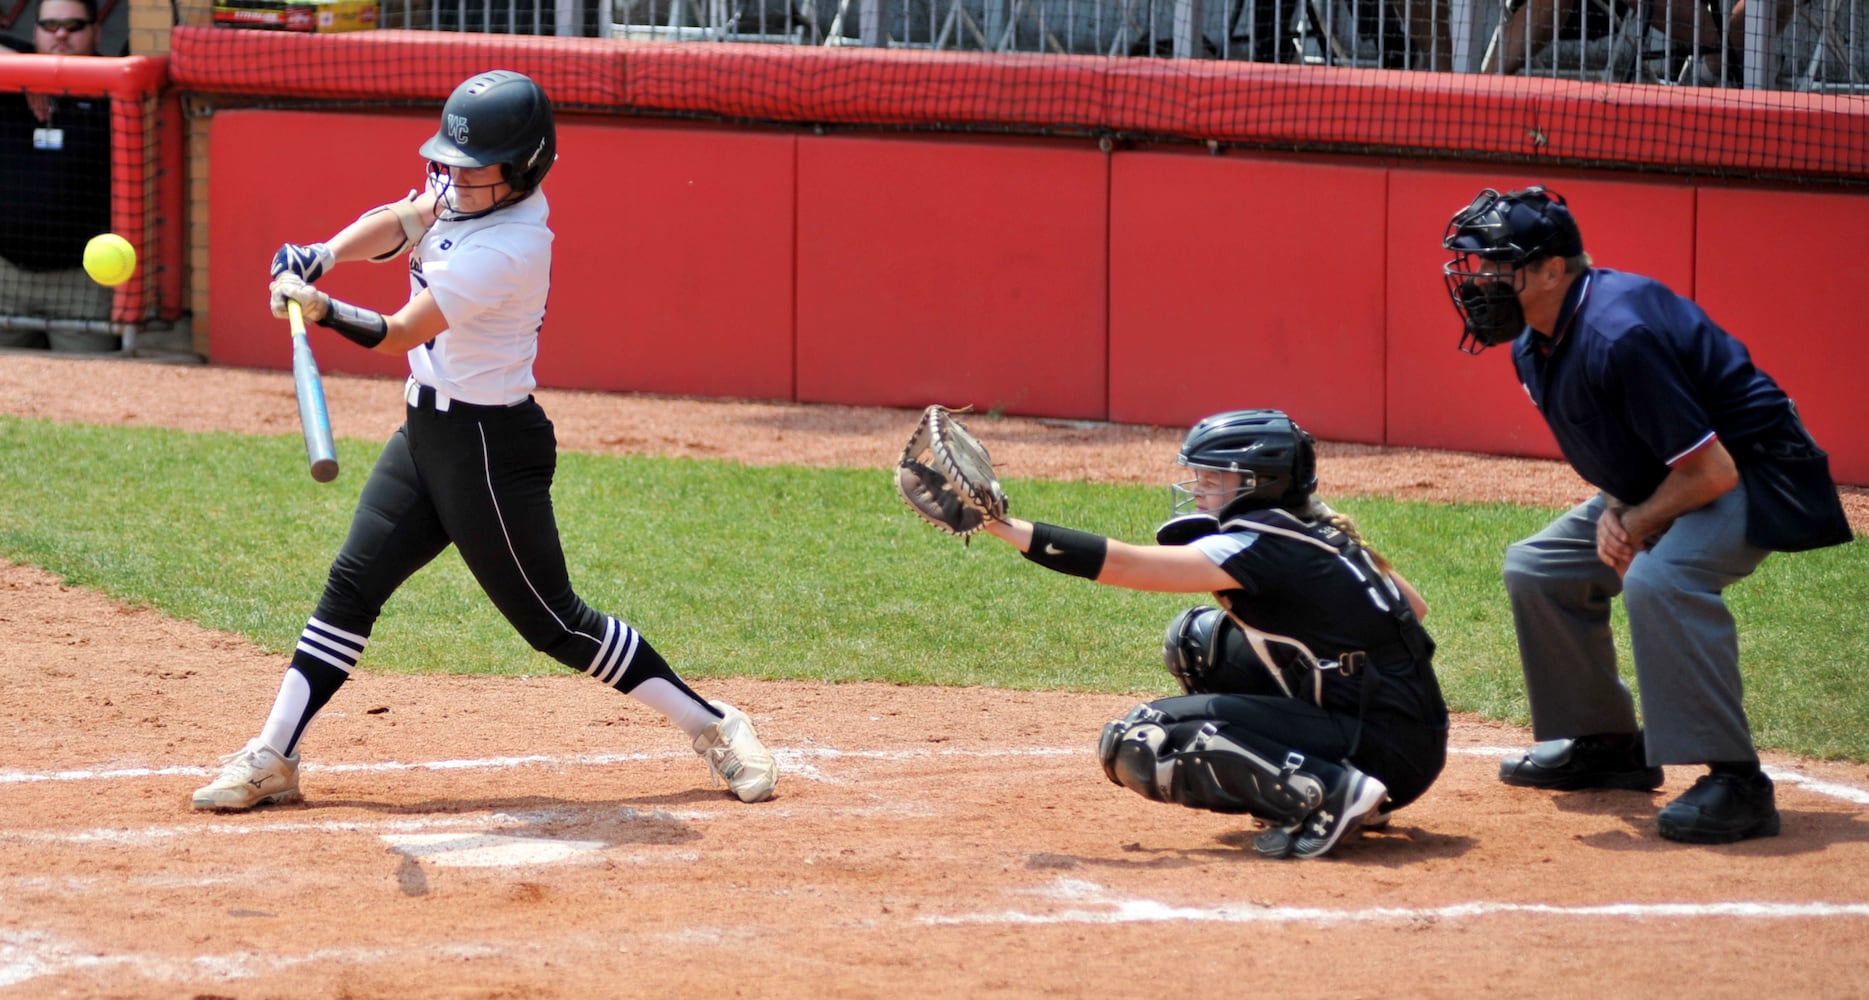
[895,405,1008,538]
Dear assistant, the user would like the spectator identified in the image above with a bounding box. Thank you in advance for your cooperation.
[1482,0,1723,78]
[0,0,114,349]
[1441,186,1852,844]
[1291,0,1454,69]
[1401,0,1455,70]
[1724,0,1796,84]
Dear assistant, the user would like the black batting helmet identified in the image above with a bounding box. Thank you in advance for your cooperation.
[1173,409,1317,520]
[419,70,557,196]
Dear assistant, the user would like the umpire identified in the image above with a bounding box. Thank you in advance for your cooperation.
[1442,186,1853,844]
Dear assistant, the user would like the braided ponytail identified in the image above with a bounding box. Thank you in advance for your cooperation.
[1325,512,1395,577]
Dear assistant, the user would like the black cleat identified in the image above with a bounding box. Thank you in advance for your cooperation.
[1499,733,1664,791]
[1289,766,1388,859]
[1657,772,1781,844]
[1252,772,1388,860]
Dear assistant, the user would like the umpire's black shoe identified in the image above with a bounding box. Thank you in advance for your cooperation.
[1498,733,1664,791]
[1657,771,1781,844]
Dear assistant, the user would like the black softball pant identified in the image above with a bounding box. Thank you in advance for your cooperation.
[309,396,615,671]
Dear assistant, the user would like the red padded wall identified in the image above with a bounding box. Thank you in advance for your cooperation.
[206,108,1868,483]
[1108,153,1387,442]
[210,111,796,400]
[794,135,1108,418]
[1696,187,1869,485]
[540,124,794,399]
[1385,170,1698,462]
[209,110,423,379]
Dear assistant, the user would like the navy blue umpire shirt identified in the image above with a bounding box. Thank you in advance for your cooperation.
[1511,268,1793,506]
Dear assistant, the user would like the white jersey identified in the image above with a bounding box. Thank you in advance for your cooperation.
[406,182,553,407]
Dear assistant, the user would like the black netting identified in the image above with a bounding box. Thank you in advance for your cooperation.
[0,83,168,352]
[164,10,1867,185]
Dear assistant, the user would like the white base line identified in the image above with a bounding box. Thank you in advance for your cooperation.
[0,747,1073,785]
[920,876,1869,927]
[0,931,503,990]
[923,899,1869,927]
[3,746,1865,804]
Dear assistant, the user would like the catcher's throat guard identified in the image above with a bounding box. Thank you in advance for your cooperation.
[895,405,1009,539]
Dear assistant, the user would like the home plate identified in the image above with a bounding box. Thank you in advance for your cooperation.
[382,833,608,868]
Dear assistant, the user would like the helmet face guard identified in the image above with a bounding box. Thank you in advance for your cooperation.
[1170,409,1317,521]
[1171,468,1258,517]
[1442,251,1529,355]
[1441,186,1583,354]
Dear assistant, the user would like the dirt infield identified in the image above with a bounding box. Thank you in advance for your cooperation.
[3,354,1868,998]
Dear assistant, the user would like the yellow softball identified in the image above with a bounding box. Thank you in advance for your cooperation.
[83,233,137,287]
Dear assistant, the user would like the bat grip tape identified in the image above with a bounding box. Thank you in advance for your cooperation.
[1023,522,1108,580]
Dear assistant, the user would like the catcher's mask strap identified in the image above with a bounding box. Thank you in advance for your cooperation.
[1023,522,1107,580]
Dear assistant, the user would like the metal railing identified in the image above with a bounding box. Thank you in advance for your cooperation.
[365,0,1869,91]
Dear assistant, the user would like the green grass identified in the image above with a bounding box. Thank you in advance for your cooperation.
[3,414,1865,761]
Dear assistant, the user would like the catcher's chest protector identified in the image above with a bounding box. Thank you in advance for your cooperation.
[1210,510,1434,705]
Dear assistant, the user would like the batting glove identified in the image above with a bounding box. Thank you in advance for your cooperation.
[269,274,330,322]
[271,242,335,282]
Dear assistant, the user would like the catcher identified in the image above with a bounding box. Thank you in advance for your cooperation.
[897,406,1449,859]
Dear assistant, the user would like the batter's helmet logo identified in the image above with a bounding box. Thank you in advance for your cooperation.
[446,113,471,147]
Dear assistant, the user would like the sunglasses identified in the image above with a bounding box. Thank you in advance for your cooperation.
[37,17,94,31]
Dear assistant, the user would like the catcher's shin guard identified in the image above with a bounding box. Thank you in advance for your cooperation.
[1178,723,1326,824]
[1108,718,1327,827]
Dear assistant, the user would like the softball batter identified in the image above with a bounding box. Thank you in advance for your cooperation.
[978,409,1448,859]
[192,70,776,810]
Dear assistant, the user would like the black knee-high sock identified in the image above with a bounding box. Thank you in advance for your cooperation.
[585,618,720,738]
[258,618,365,757]
[588,617,707,703]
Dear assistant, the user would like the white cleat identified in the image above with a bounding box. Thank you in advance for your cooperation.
[693,701,777,803]
[190,738,302,811]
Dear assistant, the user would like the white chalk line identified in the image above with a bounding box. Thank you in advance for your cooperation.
[0,927,503,990]
[925,898,1869,927]
[0,807,650,847]
[3,744,1864,804]
[0,746,1073,786]
[9,880,1865,991]
[0,797,945,849]
[919,875,1869,927]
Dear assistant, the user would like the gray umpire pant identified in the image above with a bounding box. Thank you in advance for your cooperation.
[1501,489,1769,765]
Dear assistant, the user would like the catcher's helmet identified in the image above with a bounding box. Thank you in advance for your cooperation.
[1441,186,1584,353]
[1172,409,1317,520]
[419,70,556,198]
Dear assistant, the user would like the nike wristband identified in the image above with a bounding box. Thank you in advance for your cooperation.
[1023,522,1108,580]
